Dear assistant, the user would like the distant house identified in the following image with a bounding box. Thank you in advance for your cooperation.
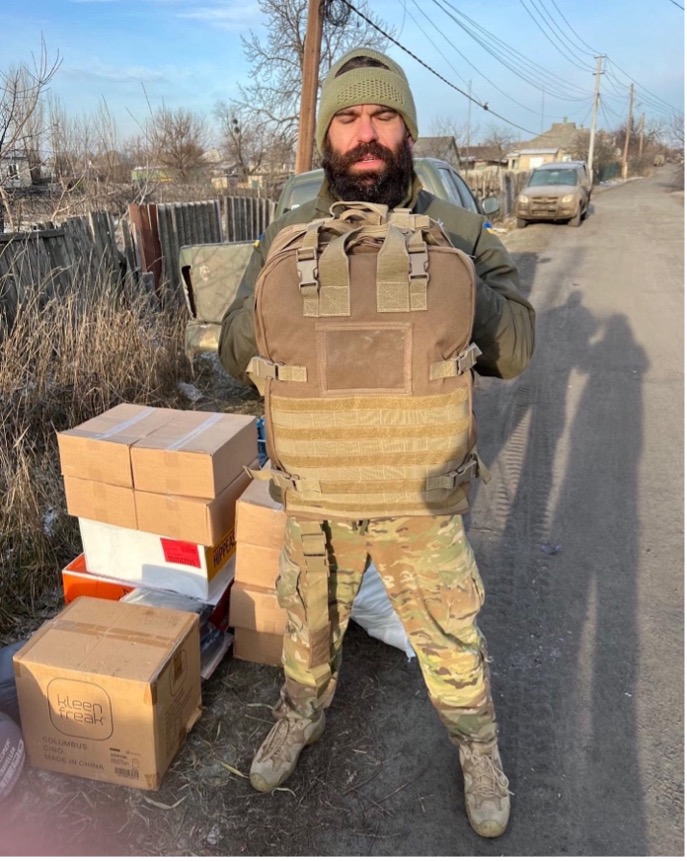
[507,120,588,171]
[0,150,32,188]
[459,145,508,169]
[413,136,462,169]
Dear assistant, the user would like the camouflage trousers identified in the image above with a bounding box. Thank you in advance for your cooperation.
[274,513,498,746]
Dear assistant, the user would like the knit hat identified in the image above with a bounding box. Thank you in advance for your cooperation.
[315,47,418,152]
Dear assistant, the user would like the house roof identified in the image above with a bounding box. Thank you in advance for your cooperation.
[413,136,460,162]
[518,120,587,151]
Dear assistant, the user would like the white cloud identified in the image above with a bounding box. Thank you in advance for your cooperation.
[176,2,261,31]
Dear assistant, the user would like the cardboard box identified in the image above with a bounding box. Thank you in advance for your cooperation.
[63,476,137,530]
[79,517,237,601]
[235,479,286,549]
[135,464,254,547]
[228,583,287,635]
[57,404,176,488]
[13,597,202,790]
[235,541,281,590]
[233,628,283,667]
[130,411,258,499]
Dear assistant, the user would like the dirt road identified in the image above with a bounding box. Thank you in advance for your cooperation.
[4,167,683,857]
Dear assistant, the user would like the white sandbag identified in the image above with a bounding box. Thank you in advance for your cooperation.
[351,562,415,659]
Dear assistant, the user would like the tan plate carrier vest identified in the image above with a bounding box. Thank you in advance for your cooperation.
[247,201,486,521]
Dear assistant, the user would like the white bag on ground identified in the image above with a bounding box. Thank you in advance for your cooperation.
[350,562,415,659]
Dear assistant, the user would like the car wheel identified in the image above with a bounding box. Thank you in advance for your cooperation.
[568,207,581,227]
[516,217,527,229]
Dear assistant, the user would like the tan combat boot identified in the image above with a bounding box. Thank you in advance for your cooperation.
[249,712,326,792]
[458,740,511,838]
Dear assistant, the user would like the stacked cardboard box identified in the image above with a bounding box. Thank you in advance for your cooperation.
[57,402,260,671]
[230,478,288,666]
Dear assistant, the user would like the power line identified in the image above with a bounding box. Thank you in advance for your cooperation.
[519,0,594,74]
[409,0,582,121]
[433,0,592,101]
[337,0,541,135]
[666,0,684,10]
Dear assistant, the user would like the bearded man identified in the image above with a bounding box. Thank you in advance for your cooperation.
[218,47,535,839]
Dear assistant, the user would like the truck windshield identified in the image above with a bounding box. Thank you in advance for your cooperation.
[528,168,578,187]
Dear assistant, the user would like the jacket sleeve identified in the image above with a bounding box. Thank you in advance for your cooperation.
[217,240,266,384]
[468,226,536,380]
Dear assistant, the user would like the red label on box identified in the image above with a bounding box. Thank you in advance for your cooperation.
[160,538,201,568]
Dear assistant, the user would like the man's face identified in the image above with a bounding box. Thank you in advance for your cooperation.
[322,104,414,208]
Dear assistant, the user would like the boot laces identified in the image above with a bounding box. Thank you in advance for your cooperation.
[470,751,509,797]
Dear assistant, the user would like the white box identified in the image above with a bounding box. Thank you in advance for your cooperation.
[79,517,236,602]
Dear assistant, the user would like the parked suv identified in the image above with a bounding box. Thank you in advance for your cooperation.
[515,160,591,228]
[180,159,498,361]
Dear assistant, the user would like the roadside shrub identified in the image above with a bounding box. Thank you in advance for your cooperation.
[0,271,190,639]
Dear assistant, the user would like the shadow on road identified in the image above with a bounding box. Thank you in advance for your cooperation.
[472,277,649,853]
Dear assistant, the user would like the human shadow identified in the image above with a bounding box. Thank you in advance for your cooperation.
[470,291,649,854]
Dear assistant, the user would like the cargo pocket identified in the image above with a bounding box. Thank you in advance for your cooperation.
[275,550,306,634]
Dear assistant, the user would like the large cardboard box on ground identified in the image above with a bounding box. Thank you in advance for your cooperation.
[78,516,238,601]
[57,404,177,487]
[13,597,202,790]
[228,583,287,636]
[233,628,283,667]
[130,410,258,499]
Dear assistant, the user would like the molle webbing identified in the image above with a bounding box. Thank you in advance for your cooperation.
[250,201,481,519]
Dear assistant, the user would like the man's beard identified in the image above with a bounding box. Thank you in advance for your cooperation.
[322,138,414,208]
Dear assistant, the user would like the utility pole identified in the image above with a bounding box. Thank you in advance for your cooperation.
[621,83,634,179]
[294,0,324,174]
[466,80,472,151]
[587,55,604,181]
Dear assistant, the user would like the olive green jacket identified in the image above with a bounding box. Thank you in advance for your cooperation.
[218,178,535,384]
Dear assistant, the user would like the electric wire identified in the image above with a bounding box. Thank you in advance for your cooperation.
[409,0,580,120]
[336,0,541,135]
[433,0,592,101]
[519,0,594,73]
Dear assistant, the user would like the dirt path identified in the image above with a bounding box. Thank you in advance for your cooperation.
[4,168,683,857]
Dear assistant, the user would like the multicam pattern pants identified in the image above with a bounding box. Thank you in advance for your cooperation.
[274,513,498,746]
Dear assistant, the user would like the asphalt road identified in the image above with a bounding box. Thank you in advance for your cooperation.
[467,165,684,856]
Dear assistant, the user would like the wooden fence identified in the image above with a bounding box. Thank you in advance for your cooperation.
[0,212,123,328]
[463,168,530,219]
[0,195,276,325]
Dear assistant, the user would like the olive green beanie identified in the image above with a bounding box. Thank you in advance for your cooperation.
[315,47,418,153]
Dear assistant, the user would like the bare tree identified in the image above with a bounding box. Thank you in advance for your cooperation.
[430,116,475,151]
[145,106,209,182]
[233,0,393,159]
[479,124,516,162]
[0,37,60,227]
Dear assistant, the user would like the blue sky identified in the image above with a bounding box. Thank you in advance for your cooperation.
[4,0,685,146]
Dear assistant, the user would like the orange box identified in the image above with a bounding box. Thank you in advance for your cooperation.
[235,479,286,549]
[228,583,286,635]
[233,628,283,667]
[62,554,136,603]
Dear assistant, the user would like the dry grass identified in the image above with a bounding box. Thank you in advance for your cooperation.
[0,266,191,639]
